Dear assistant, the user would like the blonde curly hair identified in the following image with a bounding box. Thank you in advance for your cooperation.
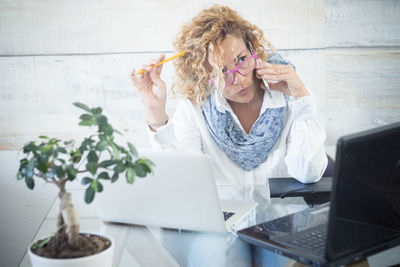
[172,4,275,106]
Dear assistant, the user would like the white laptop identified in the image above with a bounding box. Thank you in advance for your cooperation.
[95,150,257,232]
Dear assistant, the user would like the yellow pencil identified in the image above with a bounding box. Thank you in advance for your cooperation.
[136,51,186,75]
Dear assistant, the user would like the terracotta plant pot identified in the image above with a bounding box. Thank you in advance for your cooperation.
[28,233,114,267]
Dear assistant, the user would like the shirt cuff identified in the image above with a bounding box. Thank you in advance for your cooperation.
[146,122,176,149]
[288,94,317,121]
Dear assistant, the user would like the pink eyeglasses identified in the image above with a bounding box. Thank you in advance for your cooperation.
[210,50,258,86]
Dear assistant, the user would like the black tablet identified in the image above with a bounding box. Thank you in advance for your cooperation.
[269,177,333,198]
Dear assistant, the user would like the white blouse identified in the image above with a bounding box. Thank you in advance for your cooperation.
[147,89,328,206]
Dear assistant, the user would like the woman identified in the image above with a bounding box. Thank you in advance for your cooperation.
[130,4,327,266]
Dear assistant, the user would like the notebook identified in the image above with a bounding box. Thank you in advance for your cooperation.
[95,150,257,232]
[238,121,400,266]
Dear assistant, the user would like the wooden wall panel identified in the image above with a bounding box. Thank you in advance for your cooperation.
[324,0,400,145]
[325,49,400,145]
[326,0,400,47]
[0,0,324,54]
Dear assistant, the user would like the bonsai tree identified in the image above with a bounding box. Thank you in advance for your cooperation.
[16,102,154,258]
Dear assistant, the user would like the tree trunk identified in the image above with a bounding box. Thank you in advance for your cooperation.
[56,210,66,248]
[59,187,80,247]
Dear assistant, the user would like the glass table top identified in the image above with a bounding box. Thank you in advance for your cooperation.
[19,186,400,267]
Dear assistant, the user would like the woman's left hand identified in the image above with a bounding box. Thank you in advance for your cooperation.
[256,59,310,99]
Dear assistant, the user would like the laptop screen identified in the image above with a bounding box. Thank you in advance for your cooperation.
[327,122,400,260]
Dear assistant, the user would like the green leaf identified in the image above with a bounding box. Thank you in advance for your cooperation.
[92,180,103,192]
[123,154,132,164]
[56,166,65,178]
[84,186,95,204]
[55,147,67,154]
[79,138,93,153]
[73,102,91,113]
[66,165,77,180]
[109,141,120,160]
[79,119,96,126]
[16,172,24,180]
[64,140,74,145]
[114,129,123,136]
[43,168,57,180]
[23,143,37,153]
[19,158,28,166]
[25,158,35,178]
[114,162,125,173]
[137,157,155,167]
[43,171,56,180]
[91,179,98,192]
[49,138,59,145]
[37,154,49,173]
[97,181,103,192]
[140,163,152,174]
[127,142,138,157]
[95,140,108,151]
[119,146,128,154]
[39,136,48,139]
[57,158,66,164]
[95,115,108,126]
[79,114,92,121]
[70,150,82,163]
[98,134,107,141]
[100,123,113,136]
[133,163,146,177]
[31,236,51,250]
[136,158,155,174]
[87,151,98,163]
[81,177,93,185]
[126,167,135,184]
[111,172,118,183]
[91,107,102,115]
[25,177,34,189]
[44,148,54,158]
[97,172,110,180]
[86,162,98,175]
[99,160,116,168]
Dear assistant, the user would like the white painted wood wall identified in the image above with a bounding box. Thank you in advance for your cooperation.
[0,0,399,149]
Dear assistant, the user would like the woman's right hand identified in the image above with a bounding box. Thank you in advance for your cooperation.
[130,54,168,121]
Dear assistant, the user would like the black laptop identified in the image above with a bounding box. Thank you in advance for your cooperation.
[238,122,400,266]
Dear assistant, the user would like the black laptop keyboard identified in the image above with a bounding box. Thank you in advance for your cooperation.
[285,227,327,254]
[223,211,235,221]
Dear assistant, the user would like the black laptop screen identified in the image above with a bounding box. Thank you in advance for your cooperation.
[327,122,400,259]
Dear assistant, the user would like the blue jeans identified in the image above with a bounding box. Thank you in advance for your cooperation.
[161,229,289,266]
[252,246,291,267]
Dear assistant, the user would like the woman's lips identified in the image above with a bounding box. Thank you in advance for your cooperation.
[237,86,250,96]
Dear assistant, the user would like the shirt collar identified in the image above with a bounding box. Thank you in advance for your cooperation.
[213,88,286,115]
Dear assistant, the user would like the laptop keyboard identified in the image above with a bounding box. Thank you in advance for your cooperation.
[223,211,235,221]
[285,227,327,254]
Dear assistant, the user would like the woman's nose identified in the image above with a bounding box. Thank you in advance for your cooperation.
[233,72,246,84]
